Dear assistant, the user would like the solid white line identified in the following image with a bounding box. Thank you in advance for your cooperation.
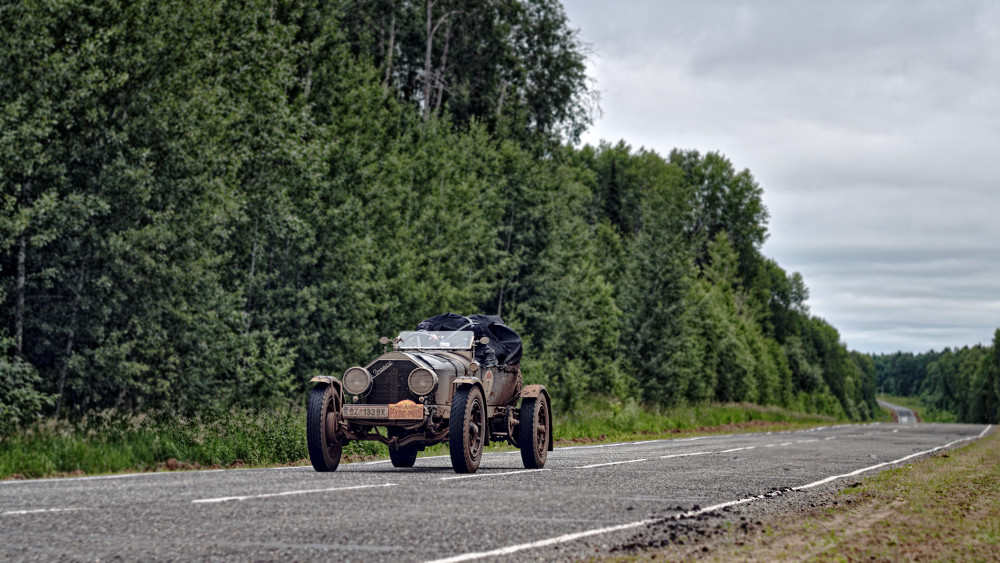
[426,518,659,563]
[440,469,549,481]
[192,483,397,504]
[575,459,647,469]
[426,425,993,563]
[2,508,89,516]
[795,425,992,491]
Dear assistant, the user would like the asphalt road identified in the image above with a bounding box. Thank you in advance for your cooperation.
[1,422,990,561]
[878,399,918,423]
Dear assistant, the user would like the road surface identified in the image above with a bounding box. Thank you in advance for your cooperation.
[1,422,989,561]
[878,399,918,423]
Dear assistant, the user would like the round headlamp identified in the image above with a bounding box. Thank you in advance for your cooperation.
[407,368,437,396]
[342,367,372,396]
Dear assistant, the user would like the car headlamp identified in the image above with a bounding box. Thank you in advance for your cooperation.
[343,367,372,396]
[407,368,437,396]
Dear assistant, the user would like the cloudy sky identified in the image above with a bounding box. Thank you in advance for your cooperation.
[562,0,1000,354]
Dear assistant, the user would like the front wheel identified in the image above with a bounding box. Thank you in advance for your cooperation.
[307,384,343,472]
[449,386,486,473]
[389,444,419,468]
[519,395,550,469]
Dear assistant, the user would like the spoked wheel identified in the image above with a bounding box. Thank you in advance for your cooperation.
[519,395,550,469]
[307,384,343,472]
[449,386,486,473]
[389,444,419,468]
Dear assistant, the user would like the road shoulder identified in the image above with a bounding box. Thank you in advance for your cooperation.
[609,425,998,561]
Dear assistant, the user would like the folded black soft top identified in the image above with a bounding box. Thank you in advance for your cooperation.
[416,313,522,367]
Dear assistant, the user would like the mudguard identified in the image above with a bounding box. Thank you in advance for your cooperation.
[453,379,489,445]
[309,375,343,398]
[519,384,553,451]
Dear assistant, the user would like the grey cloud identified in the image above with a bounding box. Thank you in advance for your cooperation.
[564,0,1000,353]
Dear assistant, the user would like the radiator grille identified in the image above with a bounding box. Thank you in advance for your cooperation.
[364,359,418,404]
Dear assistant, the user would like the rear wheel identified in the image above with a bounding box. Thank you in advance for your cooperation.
[449,386,486,473]
[519,395,550,469]
[307,384,342,472]
[389,444,419,468]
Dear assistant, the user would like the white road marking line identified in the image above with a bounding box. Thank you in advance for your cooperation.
[795,439,819,444]
[825,436,837,440]
[575,459,647,469]
[660,451,712,459]
[778,442,794,446]
[795,425,992,490]
[2,508,89,516]
[192,483,397,504]
[718,446,756,453]
[426,518,659,563]
[427,425,993,563]
[440,469,550,481]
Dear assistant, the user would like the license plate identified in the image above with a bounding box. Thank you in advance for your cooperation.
[343,405,388,418]
[342,401,425,420]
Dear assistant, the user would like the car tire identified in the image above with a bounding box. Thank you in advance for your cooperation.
[389,444,419,468]
[307,384,342,472]
[519,395,549,469]
[449,386,486,473]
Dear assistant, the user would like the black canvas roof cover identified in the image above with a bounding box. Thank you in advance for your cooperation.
[416,313,522,366]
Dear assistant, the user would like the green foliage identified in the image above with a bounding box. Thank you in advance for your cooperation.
[875,335,1000,423]
[0,0,882,435]
[0,338,52,434]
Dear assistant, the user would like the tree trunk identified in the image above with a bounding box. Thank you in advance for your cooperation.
[244,221,260,334]
[15,233,26,357]
[433,23,452,115]
[55,269,85,417]
[382,10,396,92]
[423,0,435,118]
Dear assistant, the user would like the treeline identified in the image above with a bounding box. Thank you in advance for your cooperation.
[1,0,875,432]
[874,330,1000,423]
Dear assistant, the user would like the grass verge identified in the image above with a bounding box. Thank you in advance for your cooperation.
[656,426,1000,562]
[1,399,840,480]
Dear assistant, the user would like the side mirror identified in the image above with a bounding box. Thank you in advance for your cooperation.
[379,336,389,345]
[479,337,490,345]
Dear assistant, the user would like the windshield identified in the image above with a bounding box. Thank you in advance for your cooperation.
[398,331,474,350]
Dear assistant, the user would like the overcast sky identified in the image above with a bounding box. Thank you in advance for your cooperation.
[562,0,1000,354]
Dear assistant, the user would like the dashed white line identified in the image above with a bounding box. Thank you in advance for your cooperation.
[718,446,756,453]
[575,459,647,469]
[441,469,549,480]
[426,425,992,563]
[192,483,396,504]
[2,508,88,516]
[660,451,712,459]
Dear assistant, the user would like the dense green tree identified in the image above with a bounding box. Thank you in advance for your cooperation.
[0,0,884,428]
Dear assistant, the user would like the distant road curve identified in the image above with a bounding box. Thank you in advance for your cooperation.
[878,399,918,423]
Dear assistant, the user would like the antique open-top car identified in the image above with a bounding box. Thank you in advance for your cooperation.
[306,314,552,473]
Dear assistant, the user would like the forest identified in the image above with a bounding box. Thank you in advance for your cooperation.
[1,0,883,433]
[874,331,1000,424]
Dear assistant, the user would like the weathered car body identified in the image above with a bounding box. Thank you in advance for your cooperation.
[306,315,552,473]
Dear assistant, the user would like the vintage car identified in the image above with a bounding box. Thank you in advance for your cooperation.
[306,314,552,473]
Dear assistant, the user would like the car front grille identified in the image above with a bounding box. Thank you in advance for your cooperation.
[364,359,418,404]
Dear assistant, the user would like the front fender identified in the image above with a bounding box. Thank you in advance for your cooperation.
[452,378,489,445]
[309,376,343,401]
[520,384,553,452]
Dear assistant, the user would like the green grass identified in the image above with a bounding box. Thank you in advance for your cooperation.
[555,397,839,442]
[879,394,958,422]
[1,399,841,480]
[704,428,1000,561]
